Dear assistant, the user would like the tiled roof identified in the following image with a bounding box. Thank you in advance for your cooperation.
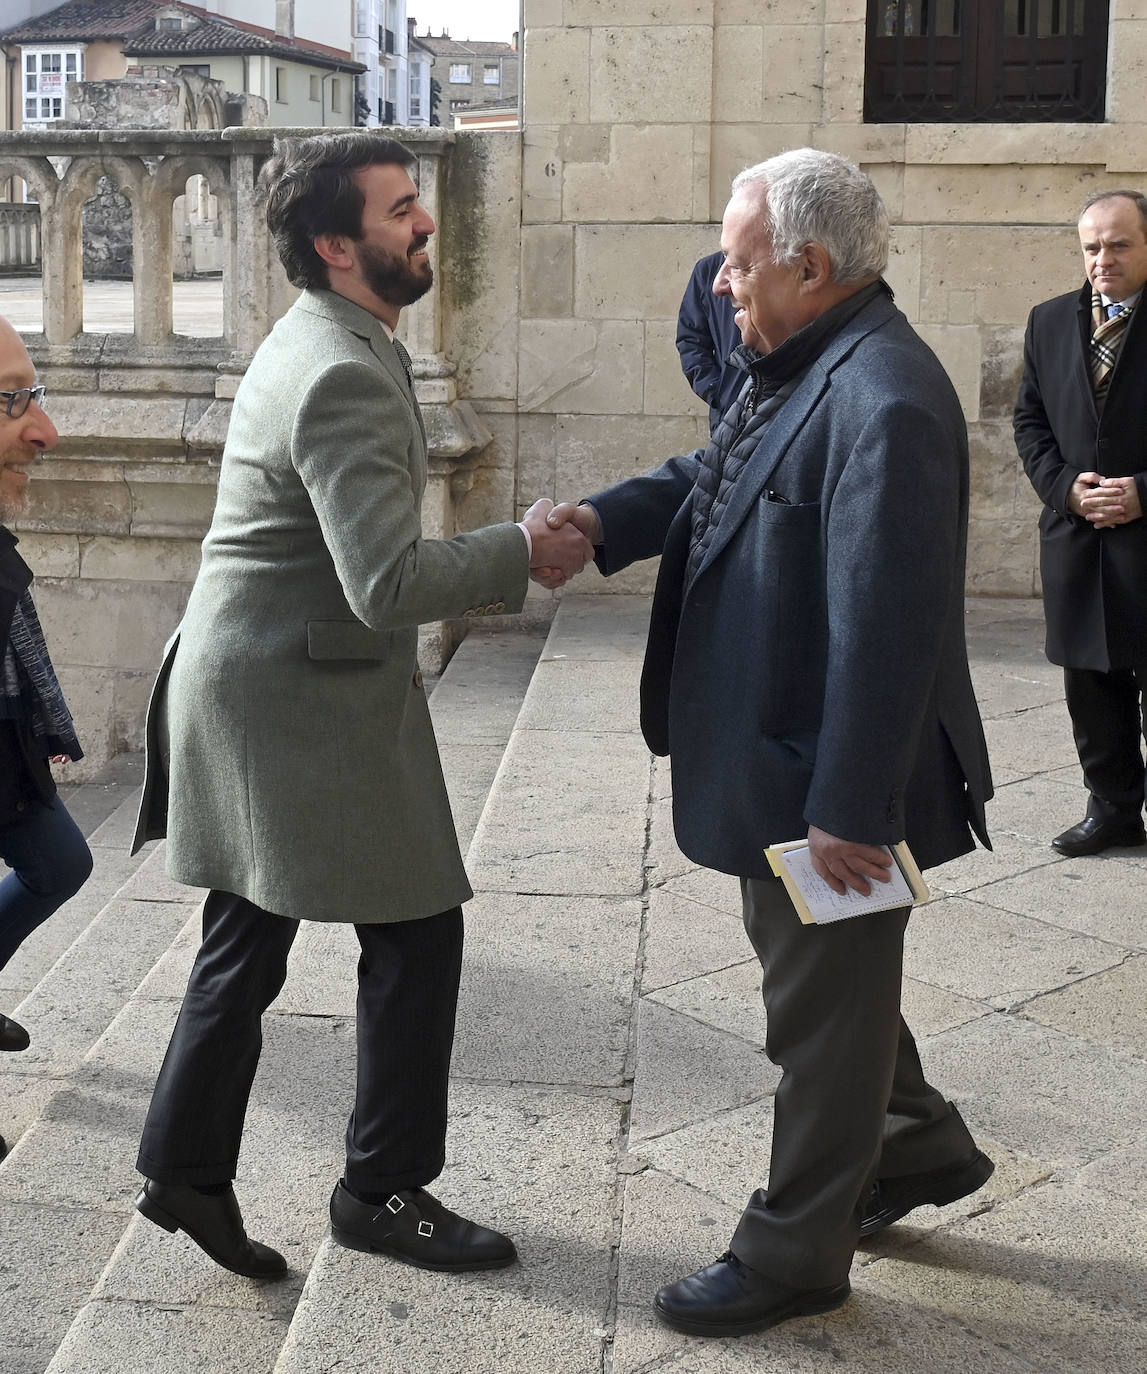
[417,35,516,59]
[0,0,168,41]
[0,1,364,71]
[123,17,366,72]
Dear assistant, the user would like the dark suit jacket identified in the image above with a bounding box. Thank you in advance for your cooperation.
[0,526,55,824]
[592,291,992,879]
[676,252,746,431]
[1014,282,1147,671]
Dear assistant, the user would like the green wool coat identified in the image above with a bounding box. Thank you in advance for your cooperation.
[132,289,528,922]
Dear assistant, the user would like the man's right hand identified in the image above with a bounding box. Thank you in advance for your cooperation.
[520,498,595,584]
[1069,471,1114,523]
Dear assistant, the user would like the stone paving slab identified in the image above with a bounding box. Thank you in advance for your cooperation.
[5,895,197,1080]
[962,861,1147,951]
[467,729,652,897]
[273,1084,620,1374]
[5,594,1147,1373]
[628,1000,780,1144]
[860,1178,1147,1374]
[453,891,641,1087]
[44,1302,292,1374]
[639,887,753,995]
[1022,952,1147,1055]
[903,893,1127,1010]
[0,1202,131,1374]
[912,1013,1147,1170]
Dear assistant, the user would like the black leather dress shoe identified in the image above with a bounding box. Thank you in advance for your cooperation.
[654,1252,850,1338]
[134,1179,288,1279]
[0,1015,30,1052]
[859,1148,994,1238]
[329,1181,516,1272]
[0,1134,7,1162]
[1051,812,1145,857]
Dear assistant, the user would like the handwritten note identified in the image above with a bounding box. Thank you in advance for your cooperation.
[769,843,918,924]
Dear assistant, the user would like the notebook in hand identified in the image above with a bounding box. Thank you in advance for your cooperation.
[764,838,929,925]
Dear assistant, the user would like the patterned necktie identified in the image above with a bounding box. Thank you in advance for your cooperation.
[1090,293,1133,395]
[392,336,415,391]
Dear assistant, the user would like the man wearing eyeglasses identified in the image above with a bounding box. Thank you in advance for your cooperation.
[0,314,93,1161]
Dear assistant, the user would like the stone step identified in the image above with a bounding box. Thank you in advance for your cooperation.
[1,622,548,1374]
[271,596,655,1374]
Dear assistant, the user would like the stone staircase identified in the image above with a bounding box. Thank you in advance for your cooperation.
[3,594,1146,1374]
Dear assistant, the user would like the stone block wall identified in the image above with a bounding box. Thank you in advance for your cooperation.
[508,0,1147,597]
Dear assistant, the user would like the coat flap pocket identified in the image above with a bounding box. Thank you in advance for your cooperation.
[306,620,390,661]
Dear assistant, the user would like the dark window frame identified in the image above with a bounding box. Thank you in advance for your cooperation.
[865,0,1110,123]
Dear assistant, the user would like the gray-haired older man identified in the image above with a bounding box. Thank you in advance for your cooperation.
[546,150,995,1335]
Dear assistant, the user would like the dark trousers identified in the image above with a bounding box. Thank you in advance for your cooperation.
[1063,665,1147,814]
[0,798,93,972]
[137,890,464,1197]
[730,877,975,1288]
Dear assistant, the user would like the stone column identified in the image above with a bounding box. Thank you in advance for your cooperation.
[133,164,174,346]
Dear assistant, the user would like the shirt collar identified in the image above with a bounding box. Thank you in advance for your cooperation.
[1101,288,1142,310]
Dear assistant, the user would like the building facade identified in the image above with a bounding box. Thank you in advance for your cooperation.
[419,33,520,120]
[0,0,364,133]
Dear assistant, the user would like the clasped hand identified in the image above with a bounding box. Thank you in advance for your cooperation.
[1070,472,1143,528]
[520,498,596,588]
[523,500,602,590]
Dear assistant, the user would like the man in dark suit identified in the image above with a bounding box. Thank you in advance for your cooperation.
[1015,189,1147,857]
[544,149,994,1338]
[676,251,744,431]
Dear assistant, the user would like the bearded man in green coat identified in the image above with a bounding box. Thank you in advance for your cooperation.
[130,133,592,1280]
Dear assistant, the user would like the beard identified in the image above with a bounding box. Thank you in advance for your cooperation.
[358,238,434,311]
[0,450,31,522]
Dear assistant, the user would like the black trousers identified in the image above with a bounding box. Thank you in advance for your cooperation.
[136,890,464,1197]
[1063,665,1147,814]
[730,877,975,1289]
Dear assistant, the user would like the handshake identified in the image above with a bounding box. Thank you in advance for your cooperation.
[519,498,603,591]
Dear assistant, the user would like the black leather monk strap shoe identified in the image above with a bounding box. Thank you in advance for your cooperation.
[653,1252,850,1338]
[329,1181,516,1272]
[1051,811,1145,857]
[134,1179,288,1280]
[859,1148,995,1238]
[0,1014,30,1052]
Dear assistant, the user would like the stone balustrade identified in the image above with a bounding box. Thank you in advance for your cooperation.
[0,202,40,269]
[0,126,497,775]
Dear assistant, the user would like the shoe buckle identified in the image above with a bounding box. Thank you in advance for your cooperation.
[385,1195,404,1214]
[417,1220,434,1238]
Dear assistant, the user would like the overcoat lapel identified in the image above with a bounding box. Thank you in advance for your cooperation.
[690,294,897,586]
[1073,286,1099,426]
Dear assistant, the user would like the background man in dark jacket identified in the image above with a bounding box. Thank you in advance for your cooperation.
[1015,189,1147,857]
[0,313,92,1161]
[545,150,994,1339]
[676,250,744,431]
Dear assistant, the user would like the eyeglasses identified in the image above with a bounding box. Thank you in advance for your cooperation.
[0,386,47,419]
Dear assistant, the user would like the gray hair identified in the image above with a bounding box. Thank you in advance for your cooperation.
[732,149,889,284]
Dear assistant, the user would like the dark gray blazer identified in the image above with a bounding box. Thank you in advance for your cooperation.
[592,291,992,880]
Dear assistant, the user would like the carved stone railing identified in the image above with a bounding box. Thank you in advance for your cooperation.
[0,202,40,269]
[0,126,494,773]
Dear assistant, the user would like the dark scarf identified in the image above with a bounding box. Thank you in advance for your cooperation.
[1,588,82,761]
